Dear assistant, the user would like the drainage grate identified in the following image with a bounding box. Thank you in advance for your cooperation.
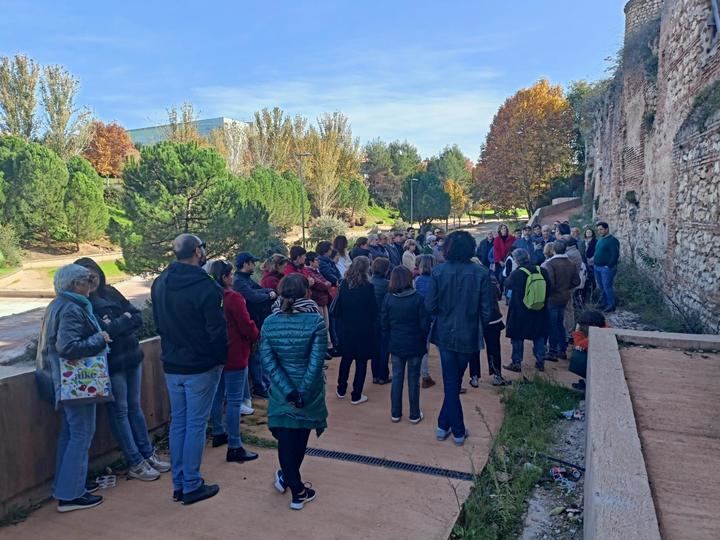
[305,447,475,481]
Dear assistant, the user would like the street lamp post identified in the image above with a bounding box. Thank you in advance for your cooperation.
[409,177,419,226]
[296,152,313,248]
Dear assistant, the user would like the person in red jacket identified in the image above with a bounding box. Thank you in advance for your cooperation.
[207,260,260,464]
[285,246,310,278]
[493,223,515,287]
[260,254,288,292]
[304,252,333,356]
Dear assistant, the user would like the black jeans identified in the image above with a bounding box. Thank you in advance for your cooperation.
[371,324,390,381]
[337,353,369,401]
[469,352,481,378]
[270,427,311,496]
[484,322,503,376]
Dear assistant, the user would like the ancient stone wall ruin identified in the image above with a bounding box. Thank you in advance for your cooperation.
[586,0,720,331]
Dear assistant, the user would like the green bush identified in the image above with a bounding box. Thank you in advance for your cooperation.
[391,218,410,232]
[0,224,22,267]
[137,300,157,341]
[309,216,347,245]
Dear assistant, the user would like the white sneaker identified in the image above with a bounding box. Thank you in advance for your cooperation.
[128,460,160,481]
[239,404,255,416]
[146,452,171,473]
[409,412,424,424]
[351,394,368,405]
[243,398,252,409]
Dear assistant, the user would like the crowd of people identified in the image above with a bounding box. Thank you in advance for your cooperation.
[34,219,621,514]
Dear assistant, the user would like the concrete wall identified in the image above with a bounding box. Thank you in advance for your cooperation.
[0,338,169,516]
[586,0,720,331]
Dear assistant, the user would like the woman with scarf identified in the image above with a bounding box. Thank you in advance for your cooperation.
[36,264,112,512]
[260,273,328,510]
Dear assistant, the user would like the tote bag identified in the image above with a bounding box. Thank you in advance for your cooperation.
[59,354,113,404]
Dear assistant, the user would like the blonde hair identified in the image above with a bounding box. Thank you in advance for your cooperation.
[262,253,288,274]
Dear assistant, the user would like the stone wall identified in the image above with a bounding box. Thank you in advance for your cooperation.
[586,0,720,331]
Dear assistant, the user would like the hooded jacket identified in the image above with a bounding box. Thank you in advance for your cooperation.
[233,270,274,328]
[381,288,431,358]
[151,262,227,374]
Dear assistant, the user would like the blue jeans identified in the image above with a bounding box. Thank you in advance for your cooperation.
[547,302,566,357]
[595,265,617,310]
[165,366,222,494]
[209,368,249,449]
[437,349,472,437]
[107,363,153,466]
[390,355,422,420]
[511,338,546,367]
[248,349,269,394]
[53,403,96,501]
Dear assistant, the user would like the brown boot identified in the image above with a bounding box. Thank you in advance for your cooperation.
[421,376,436,389]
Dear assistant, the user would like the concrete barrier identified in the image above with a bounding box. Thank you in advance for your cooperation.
[585,328,661,540]
[0,337,169,516]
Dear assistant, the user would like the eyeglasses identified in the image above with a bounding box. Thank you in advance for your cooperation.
[198,242,206,250]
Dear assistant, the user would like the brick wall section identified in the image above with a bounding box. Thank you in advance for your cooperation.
[587,0,720,331]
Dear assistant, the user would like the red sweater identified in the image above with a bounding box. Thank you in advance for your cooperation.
[493,234,516,263]
[303,266,332,306]
[284,262,304,276]
[223,289,259,370]
[260,271,282,291]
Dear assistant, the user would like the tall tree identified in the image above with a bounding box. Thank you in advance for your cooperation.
[0,137,68,244]
[444,179,470,224]
[388,140,422,177]
[0,55,40,140]
[431,145,472,187]
[120,141,272,274]
[83,121,138,177]
[164,102,206,144]
[398,170,450,225]
[244,107,304,172]
[475,79,574,216]
[40,65,93,159]
[241,167,309,232]
[362,138,394,205]
[64,156,109,249]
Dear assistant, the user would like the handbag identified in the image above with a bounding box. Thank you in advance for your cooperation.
[59,354,114,404]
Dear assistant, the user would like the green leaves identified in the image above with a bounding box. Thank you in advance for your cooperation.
[398,170,451,224]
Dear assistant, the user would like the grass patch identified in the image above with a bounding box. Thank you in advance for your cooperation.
[47,260,127,284]
[0,265,19,278]
[366,204,397,224]
[614,261,705,333]
[452,377,580,540]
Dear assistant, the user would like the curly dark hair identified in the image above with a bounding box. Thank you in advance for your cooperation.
[444,230,476,263]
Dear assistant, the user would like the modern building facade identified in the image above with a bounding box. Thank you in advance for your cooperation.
[127,117,248,146]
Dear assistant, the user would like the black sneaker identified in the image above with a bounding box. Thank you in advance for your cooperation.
[535,362,545,372]
[252,389,269,399]
[274,469,288,493]
[375,378,392,385]
[544,355,559,362]
[290,484,316,510]
[173,489,183,502]
[226,447,259,463]
[182,483,220,505]
[503,363,522,373]
[85,480,99,494]
[572,380,586,391]
[212,433,228,448]
[328,348,342,358]
[57,493,103,513]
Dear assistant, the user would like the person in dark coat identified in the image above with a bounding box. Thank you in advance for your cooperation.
[413,255,436,388]
[316,241,341,356]
[333,256,378,404]
[151,234,227,505]
[476,231,494,268]
[369,257,391,384]
[350,237,372,260]
[75,258,170,482]
[381,266,431,423]
[37,264,112,512]
[426,231,493,446]
[233,251,277,398]
[367,234,389,260]
[504,248,551,373]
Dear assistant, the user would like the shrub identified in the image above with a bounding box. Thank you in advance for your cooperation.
[391,218,410,232]
[0,224,22,267]
[137,300,157,340]
[308,216,347,245]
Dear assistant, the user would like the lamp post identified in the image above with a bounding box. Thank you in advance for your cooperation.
[409,177,419,226]
[296,152,313,248]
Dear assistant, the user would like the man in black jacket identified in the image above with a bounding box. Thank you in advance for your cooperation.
[232,251,276,397]
[426,231,493,446]
[151,234,227,505]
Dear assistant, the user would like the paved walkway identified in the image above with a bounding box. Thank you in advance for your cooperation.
[2,332,576,540]
[621,347,720,540]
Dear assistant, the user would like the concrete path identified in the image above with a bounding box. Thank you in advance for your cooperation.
[621,347,720,540]
[1,333,577,540]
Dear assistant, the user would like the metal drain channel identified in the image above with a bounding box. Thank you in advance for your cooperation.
[305,447,475,481]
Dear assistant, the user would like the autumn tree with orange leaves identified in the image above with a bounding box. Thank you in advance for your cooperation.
[475,79,574,216]
[83,121,138,177]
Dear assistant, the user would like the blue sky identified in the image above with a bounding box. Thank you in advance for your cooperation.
[0,0,626,159]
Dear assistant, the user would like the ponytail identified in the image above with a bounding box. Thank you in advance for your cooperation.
[280,297,296,313]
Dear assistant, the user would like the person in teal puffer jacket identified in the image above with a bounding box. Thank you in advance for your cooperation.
[260,273,328,511]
